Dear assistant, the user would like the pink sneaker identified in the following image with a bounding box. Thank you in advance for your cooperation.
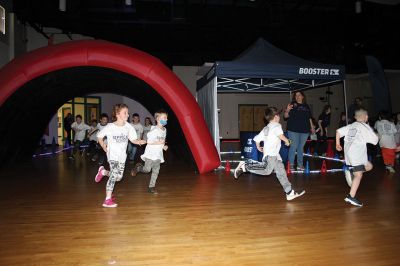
[95,166,105,183]
[102,198,117,208]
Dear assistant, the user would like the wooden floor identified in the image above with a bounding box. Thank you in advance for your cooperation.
[0,153,399,265]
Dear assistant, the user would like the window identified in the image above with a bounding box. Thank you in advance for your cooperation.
[0,5,5,34]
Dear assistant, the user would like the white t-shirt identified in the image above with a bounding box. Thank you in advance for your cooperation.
[337,121,379,166]
[396,123,400,145]
[143,125,152,141]
[131,123,144,139]
[141,126,167,163]
[97,123,109,144]
[97,122,138,163]
[71,122,91,142]
[89,126,99,141]
[374,120,397,148]
[253,122,284,160]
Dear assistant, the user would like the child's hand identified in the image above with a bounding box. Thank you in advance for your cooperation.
[257,146,263,153]
[284,139,290,146]
[139,140,146,145]
[336,143,342,151]
[163,145,168,151]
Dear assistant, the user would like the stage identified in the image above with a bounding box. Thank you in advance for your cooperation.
[0,154,399,265]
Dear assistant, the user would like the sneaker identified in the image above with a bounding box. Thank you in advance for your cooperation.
[234,161,246,179]
[344,169,353,187]
[130,163,142,177]
[296,166,305,171]
[148,187,158,194]
[95,166,105,183]
[386,165,396,173]
[286,190,305,201]
[344,194,363,207]
[102,198,118,208]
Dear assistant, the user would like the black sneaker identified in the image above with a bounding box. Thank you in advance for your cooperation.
[148,187,158,194]
[234,161,246,179]
[344,194,363,207]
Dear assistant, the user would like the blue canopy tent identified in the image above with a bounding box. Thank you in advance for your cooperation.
[196,38,346,156]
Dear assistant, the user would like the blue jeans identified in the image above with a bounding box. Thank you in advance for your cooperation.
[288,131,309,168]
[127,142,137,161]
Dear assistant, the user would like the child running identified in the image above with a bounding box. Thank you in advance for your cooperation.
[374,110,398,173]
[95,104,146,208]
[130,110,168,194]
[234,107,305,201]
[336,108,379,207]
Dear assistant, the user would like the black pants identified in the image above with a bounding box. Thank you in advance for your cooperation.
[315,133,327,155]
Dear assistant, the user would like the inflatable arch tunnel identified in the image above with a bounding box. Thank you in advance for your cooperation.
[0,40,220,174]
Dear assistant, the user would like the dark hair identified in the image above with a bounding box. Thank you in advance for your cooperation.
[76,114,82,119]
[145,117,153,125]
[322,105,331,114]
[379,110,390,120]
[132,113,140,117]
[292,91,306,104]
[100,113,108,119]
[264,107,279,122]
[112,103,128,122]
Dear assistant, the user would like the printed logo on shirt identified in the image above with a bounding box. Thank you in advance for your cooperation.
[113,133,128,143]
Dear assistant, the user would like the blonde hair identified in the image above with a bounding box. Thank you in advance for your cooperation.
[111,103,128,122]
[354,108,368,120]
[155,109,168,119]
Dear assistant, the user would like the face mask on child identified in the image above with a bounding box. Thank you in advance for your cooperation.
[160,119,168,126]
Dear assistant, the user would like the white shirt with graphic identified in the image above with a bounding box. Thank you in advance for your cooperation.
[337,121,379,166]
[253,121,284,160]
[374,119,397,149]
[71,122,91,142]
[97,122,138,163]
[141,126,167,163]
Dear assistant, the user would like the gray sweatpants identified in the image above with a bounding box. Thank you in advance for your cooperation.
[246,156,292,193]
[138,158,161,188]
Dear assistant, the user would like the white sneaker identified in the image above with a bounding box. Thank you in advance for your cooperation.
[344,169,353,187]
[286,190,305,201]
[386,165,395,173]
[234,161,246,179]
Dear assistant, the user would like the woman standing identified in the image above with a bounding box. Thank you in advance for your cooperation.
[284,91,314,171]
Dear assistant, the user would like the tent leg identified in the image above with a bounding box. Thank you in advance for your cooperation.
[343,80,348,125]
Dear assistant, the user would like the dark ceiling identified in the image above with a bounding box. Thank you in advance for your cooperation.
[11,0,400,73]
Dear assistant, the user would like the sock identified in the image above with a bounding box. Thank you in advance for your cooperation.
[106,196,111,200]
[102,170,109,176]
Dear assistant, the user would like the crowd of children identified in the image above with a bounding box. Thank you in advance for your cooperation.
[63,98,399,209]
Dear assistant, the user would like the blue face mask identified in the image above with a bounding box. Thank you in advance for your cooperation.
[160,119,168,126]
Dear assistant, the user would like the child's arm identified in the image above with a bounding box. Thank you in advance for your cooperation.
[130,139,146,145]
[147,140,165,145]
[255,141,263,153]
[88,128,99,137]
[98,137,107,153]
[335,130,342,151]
[278,134,290,146]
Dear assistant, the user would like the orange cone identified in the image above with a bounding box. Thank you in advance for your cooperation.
[225,160,231,172]
[321,160,327,174]
[286,161,292,175]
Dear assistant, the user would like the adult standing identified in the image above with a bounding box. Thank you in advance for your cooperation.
[347,97,363,123]
[64,113,73,146]
[284,91,314,171]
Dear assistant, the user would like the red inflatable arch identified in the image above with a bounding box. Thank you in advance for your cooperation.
[0,40,220,173]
